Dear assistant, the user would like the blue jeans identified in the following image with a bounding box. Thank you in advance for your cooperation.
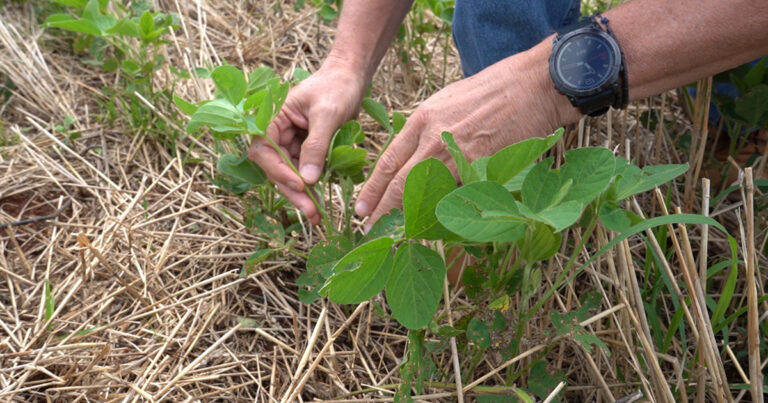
[452,0,581,77]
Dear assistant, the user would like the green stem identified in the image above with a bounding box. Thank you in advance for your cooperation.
[260,134,333,232]
[529,212,599,315]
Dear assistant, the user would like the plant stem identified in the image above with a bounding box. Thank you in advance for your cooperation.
[260,134,333,232]
[529,213,599,315]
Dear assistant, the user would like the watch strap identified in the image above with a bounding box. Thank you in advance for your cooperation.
[596,13,629,110]
[555,17,598,37]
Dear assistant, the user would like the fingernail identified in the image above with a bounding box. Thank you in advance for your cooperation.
[287,181,301,192]
[355,201,369,217]
[300,164,321,183]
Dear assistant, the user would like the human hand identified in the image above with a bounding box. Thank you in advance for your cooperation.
[354,48,579,229]
[248,60,367,225]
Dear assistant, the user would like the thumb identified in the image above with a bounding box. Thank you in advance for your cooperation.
[298,106,344,184]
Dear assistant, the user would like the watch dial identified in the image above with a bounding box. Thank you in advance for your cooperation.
[556,33,615,91]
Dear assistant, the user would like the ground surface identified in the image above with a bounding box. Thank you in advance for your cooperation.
[0,1,766,402]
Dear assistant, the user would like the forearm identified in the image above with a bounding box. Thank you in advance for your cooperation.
[498,0,768,130]
[609,0,768,100]
[325,0,414,85]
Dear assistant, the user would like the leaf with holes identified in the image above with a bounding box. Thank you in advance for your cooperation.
[320,238,394,304]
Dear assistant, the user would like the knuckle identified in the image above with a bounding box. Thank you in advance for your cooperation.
[300,137,327,154]
[388,176,406,201]
[421,134,446,154]
[410,108,431,127]
[377,152,402,176]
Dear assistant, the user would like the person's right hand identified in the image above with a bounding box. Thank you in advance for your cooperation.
[248,60,367,225]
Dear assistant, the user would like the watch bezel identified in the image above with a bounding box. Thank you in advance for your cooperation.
[549,28,622,98]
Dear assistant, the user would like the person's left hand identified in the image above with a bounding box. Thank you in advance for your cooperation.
[354,48,578,229]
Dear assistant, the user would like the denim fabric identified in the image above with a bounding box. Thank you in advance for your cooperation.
[452,0,582,77]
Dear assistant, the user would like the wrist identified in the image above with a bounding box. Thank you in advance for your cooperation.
[499,37,582,133]
[322,50,373,89]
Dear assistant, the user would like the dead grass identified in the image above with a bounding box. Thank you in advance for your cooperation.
[0,0,766,401]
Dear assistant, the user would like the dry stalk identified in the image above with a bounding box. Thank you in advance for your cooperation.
[743,168,764,402]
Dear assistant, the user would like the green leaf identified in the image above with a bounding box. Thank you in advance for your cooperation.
[139,10,155,38]
[330,121,365,149]
[81,0,114,32]
[81,0,99,20]
[306,236,354,279]
[385,243,446,329]
[318,5,339,21]
[320,238,394,304]
[249,215,284,245]
[470,156,490,181]
[362,98,391,132]
[522,157,564,212]
[217,153,266,186]
[392,112,407,134]
[519,222,561,262]
[404,158,456,240]
[502,163,533,192]
[441,131,479,184]
[43,14,101,35]
[734,85,768,127]
[711,237,739,326]
[599,201,641,232]
[293,67,311,82]
[560,147,615,204]
[744,58,767,89]
[528,361,565,402]
[187,98,246,133]
[243,89,267,112]
[436,181,526,243]
[53,0,88,8]
[487,129,561,185]
[241,249,272,276]
[246,66,276,94]
[121,59,140,76]
[105,18,141,37]
[328,146,368,176]
[574,332,609,353]
[211,65,247,106]
[362,209,404,242]
[173,95,198,116]
[614,162,688,200]
[467,317,491,349]
[535,201,583,232]
[254,86,274,133]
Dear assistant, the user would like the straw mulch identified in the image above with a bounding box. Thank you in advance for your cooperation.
[1,1,765,401]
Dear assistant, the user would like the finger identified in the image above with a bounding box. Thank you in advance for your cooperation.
[274,180,320,225]
[298,106,345,184]
[248,137,303,192]
[267,110,298,148]
[354,126,420,217]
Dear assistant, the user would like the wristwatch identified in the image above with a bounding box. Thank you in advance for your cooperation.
[549,15,628,117]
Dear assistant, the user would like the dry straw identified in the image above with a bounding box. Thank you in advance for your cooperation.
[1,1,765,401]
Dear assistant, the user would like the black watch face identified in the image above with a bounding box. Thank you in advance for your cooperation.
[555,33,616,91]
